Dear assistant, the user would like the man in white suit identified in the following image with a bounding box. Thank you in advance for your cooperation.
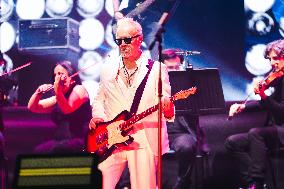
[90,17,175,189]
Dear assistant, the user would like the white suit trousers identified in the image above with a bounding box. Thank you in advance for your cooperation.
[98,147,158,189]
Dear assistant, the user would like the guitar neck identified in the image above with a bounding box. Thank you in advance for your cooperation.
[126,0,155,18]
[120,96,174,132]
[118,87,196,133]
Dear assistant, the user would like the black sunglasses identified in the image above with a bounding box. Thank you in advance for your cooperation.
[115,34,140,45]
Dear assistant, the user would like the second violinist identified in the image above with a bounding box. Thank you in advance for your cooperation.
[225,39,284,189]
[28,60,92,153]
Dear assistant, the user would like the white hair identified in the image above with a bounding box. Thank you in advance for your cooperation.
[116,17,142,35]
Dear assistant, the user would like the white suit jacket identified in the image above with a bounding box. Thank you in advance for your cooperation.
[92,54,172,156]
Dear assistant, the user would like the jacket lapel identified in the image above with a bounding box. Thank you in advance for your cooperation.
[132,58,152,88]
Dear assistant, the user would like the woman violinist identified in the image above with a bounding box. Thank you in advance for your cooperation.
[225,39,284,189]
[28,60,92,153]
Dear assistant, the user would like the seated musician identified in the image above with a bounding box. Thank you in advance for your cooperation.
[225,39,284,189]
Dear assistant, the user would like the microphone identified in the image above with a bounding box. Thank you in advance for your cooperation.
[175,50,201,56]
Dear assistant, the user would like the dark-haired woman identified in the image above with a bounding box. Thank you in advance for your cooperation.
[28,60,92,153]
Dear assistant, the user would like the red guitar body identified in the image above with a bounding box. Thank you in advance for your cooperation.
[86,110,134,162]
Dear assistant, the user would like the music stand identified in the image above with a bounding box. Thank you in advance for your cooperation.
[169,68,225,189]
[169,68,225,116]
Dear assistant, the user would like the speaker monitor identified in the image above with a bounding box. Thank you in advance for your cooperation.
[13,153,102,189]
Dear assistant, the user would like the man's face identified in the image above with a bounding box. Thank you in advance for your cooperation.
[268,50,284,70]
[115,25,143,60]
[164,57,182,71]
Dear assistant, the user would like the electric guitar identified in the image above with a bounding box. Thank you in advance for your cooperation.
[122,0,155,20]
[86,87,197,162]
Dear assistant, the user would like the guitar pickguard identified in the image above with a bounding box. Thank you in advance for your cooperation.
[106,120,129,147]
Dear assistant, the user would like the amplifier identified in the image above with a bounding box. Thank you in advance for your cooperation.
[18,17,80,53]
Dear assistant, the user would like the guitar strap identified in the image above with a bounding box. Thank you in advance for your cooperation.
[130,59,154,115]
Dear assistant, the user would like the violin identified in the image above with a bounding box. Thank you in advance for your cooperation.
[257,67,284,91]
[228,67,284,121]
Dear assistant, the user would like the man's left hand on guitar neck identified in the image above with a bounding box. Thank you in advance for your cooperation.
[163,96,175,119]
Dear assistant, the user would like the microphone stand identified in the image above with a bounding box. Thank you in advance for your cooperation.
[150,27,164,189]
[148,1,182,188]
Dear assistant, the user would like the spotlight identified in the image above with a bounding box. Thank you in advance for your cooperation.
[46,0,73,17]
[79,18,105,50]
[76,0,104,18]
[247,12,274,36]
[105,0,114,17]
[0,22,16,53]
[105,21,117,48]
[78,51,103,81]
[16,0,45,19]
[245,44,272,76]
[244,0,275,12]
[0,0,14,22]
[0,53,13,76]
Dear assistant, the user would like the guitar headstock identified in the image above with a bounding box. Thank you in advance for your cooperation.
[172,87,197,101]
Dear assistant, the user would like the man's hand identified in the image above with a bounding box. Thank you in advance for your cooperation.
[254,81,267,100]
[228,103,245,117]
[163,97,174,119]
[89,118,105,130]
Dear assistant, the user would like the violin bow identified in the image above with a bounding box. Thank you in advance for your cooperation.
[0,62,32,77]
[42,62,98,93]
